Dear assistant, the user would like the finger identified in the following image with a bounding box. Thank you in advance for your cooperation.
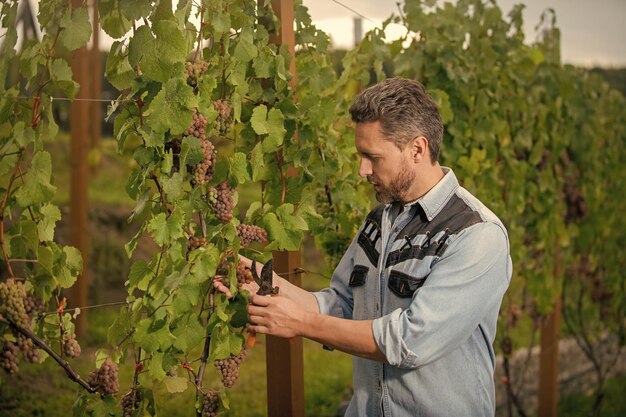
[247,313,266,326]
[249,294,272,306]
[247,305,269,317]
[212,280,233,297]
[247,323,270,335]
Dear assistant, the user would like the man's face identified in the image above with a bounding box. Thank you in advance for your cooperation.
[355,122,415,203]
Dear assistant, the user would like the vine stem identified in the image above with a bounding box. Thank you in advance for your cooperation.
[274,151,286,204]
[195,292,214,417]
[0,316,96,393]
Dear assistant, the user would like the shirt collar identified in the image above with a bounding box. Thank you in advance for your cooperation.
[387,167,459,222]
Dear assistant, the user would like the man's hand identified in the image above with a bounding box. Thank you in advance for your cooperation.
[212,254,261,298]
[246,293,310,339]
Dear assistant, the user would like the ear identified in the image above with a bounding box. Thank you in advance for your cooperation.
[408,136,429,162]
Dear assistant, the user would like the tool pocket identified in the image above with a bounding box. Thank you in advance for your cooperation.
[349,265,369,287]
[387,270,426,298]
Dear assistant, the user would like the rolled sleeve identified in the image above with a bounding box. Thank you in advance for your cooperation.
[313,288,351,318]
[373,222,511,368]
[373,309,419,368]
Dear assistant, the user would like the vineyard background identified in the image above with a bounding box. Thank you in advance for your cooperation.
[1,0,625,417]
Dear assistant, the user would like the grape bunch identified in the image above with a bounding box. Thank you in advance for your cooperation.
[184,60,209,87]
[17,335,40,363]
[236,224,268,247]
[213,99,233,134]
[0,279,30,329]
[88,358,120,396]
[0,335,39,375]
[214,348,248,388]
[23,293,44,318]
[209,182,234,224]
[121,388,143,417]
[193,139,217,185]
[63,332,81,358]
[236,261,253,286]
[202,391,221,417]
[185,111,208,139]
[0,341,20,374]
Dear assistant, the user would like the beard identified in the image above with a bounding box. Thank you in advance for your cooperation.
[369,162,415,203]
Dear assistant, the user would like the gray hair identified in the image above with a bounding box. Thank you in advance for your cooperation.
[349,77,444,163]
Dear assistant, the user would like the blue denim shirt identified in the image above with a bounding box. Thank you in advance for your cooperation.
[314,168,512,417]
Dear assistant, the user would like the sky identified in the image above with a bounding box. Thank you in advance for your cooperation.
[302,0,626,68]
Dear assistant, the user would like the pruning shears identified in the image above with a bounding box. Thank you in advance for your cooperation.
[246,259,279,348]
[252,259,279,296]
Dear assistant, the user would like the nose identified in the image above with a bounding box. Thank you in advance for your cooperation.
[358,157,372,178]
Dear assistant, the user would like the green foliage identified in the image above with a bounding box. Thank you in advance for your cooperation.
[2,0,624,415]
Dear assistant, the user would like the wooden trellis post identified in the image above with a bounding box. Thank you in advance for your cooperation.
[69,0,91,338]
[264,1,305,416]
[538,245,562,417]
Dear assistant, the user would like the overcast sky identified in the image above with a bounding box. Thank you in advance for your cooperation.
[302,0,626,68]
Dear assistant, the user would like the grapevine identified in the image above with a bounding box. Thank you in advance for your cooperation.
[193,139,217,185]
[236,224,268,247]
[0,279,30,329]
[88,358,120,397]
[202,391,221,417]
[121,387,143,417]
[214,347,248,389]
[213,99,233,135]
[185,59,209,88]
[209,182,235,224]
[0,1,623,416]
[62,333,82,358]
[0,341,20,374]
[236,260,254,287]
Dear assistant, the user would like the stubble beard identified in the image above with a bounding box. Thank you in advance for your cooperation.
[371,163,415,204]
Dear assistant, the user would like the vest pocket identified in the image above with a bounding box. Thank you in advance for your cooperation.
[349,265,369,287]
[388,270,426,298]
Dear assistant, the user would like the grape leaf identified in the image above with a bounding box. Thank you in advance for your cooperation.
[14,151,56,207]
[49,59,78,99]
[58,8,92,51]
[134,317,176,352]
[147,210,185,246]
[37,203,61,242]
[250,104,268,135]
[171,313,204,351]
[99,0,132,38]
[263,108,286,152]
[144,78,197,135]
[229,152,251,183]
[128,260,152,291]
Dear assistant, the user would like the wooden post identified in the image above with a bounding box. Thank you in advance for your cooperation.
[268,251,305,417]
[69,0,91,338]
[538,246,562,417]
[263,0,305,416]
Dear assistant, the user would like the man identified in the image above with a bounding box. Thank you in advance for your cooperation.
[219,77,512,416]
